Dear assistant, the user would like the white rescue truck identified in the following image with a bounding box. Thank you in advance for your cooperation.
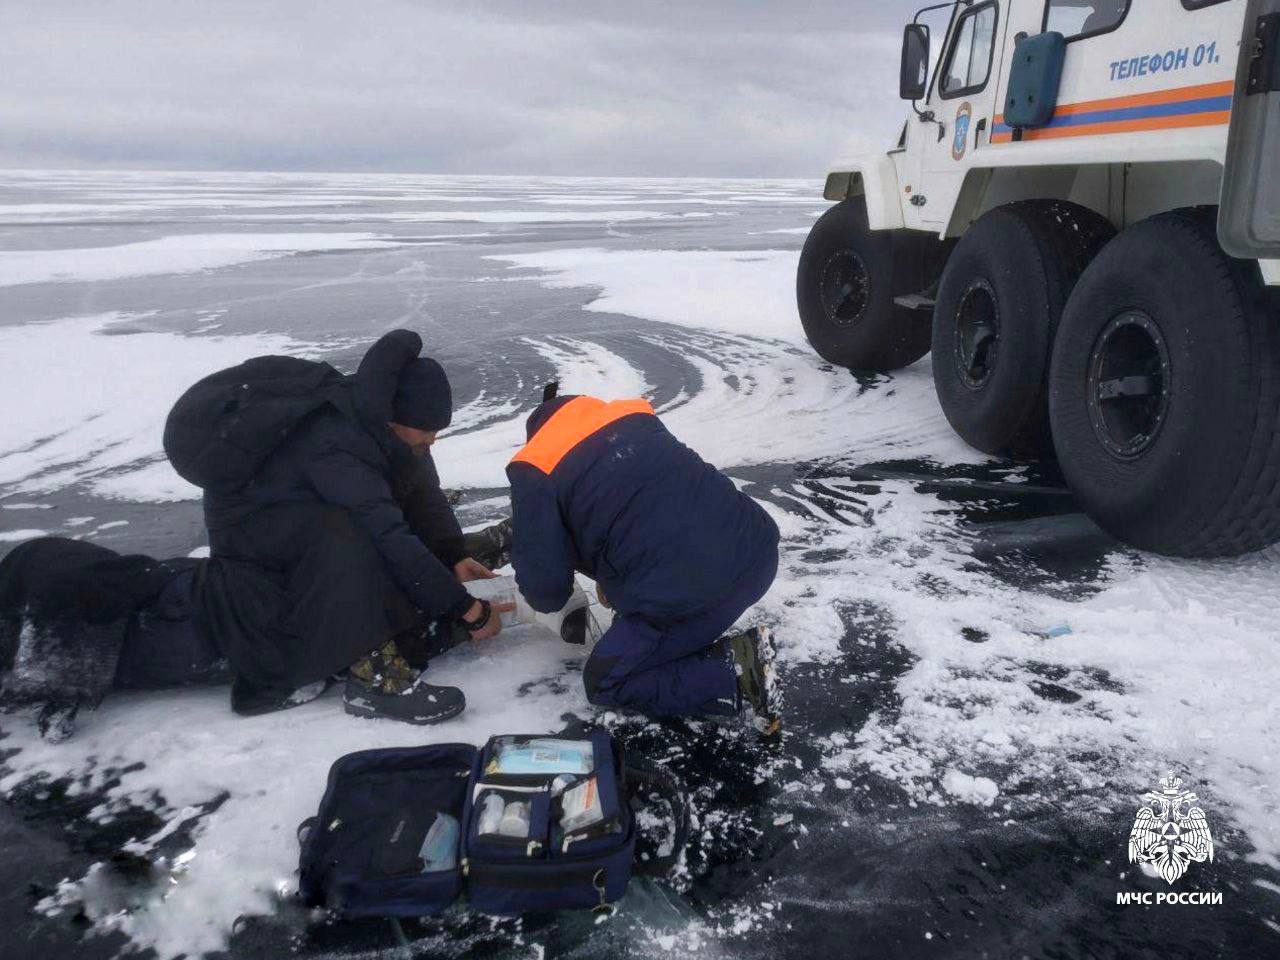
[798,0,1280,556]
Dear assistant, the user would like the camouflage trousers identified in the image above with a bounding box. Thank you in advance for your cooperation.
[349,516,512,695]
[350,616,474,694]
[349,640,421,695]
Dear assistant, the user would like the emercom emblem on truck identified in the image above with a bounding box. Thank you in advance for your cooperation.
[952,102,972,159]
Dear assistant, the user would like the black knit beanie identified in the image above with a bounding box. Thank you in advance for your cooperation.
[392,357,453,431]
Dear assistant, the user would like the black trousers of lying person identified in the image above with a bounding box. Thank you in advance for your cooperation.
[0,515,514,738]
[0,537,220,741]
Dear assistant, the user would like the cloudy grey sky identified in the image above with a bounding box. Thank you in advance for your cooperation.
[0,0,915,178]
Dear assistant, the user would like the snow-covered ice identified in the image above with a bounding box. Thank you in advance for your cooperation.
[1,171,1277,960]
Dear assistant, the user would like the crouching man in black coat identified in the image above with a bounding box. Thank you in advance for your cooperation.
[191,330,512,724]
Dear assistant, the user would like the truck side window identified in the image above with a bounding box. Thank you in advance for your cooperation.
[940,2,999,99]
[1043,0,1130,41]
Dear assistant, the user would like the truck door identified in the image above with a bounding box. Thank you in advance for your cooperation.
[916,0,1007,230]
[1220,0,1280,258]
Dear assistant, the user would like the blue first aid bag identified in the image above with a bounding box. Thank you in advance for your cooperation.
[297,730,686,917]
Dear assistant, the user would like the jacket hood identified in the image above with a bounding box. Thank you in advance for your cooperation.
[353,329,425,432]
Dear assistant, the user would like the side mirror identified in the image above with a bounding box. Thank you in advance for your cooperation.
[900,24,930,101]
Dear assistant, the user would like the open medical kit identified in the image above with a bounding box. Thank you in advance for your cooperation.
[297,730,686,917]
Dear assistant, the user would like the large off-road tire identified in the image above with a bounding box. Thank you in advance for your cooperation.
[797,199,948,372]
[931,200,1115,455]
[1049,208,1280,557]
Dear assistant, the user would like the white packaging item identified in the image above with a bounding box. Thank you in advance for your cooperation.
[559,776,604,834]
[468,574,602,645]
[466,576,535,625]
[476,793,505,836]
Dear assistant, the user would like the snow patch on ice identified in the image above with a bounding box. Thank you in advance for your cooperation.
[0,528,47,542]
[0,232,400,287]
[531,336,653,400]
[486,248,805,342]
[941,770,1000,806]
[0,313,324,501]
[440,335,656,488]
[654,333,979,474]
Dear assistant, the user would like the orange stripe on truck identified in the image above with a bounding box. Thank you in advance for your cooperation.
[1038,79,1234,119]
[510,396,655,474]
[991,79,1234,143]
[992,109,1231,142]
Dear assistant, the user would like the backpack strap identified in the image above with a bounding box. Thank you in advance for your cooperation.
[624,761,690,877]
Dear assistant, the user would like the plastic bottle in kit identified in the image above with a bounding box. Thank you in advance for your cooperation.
[476,793,505,836]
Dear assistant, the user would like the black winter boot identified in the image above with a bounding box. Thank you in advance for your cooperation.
[463,518,514,571]
[343,639,465,725]
[343,675,465,725]
[231,675,330,717]
[728,626,781,737]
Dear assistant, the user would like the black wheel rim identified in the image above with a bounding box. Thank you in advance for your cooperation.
[1086,311,1171,459]
[819,250,870,327]
[953,278,999,389]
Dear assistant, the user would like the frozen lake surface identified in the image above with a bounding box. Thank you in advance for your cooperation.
[0,171,1278,959]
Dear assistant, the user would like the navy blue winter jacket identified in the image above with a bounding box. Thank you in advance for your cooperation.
[202,332,473,621]
[506,396,779,621]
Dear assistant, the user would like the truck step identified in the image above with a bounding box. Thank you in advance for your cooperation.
[893,293,936,312]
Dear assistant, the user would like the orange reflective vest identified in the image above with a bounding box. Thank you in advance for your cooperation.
[509,397,655,475]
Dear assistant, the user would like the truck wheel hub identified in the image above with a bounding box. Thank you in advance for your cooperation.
[1086,311,1171,459]
[820,250,870,327]
[954,279,999,389]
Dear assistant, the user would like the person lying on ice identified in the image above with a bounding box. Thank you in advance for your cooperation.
[0,518,516,741]
[505,386,783,733]
[171,329,515,725]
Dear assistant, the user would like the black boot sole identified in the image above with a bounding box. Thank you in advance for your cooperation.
[343,691,465,725]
